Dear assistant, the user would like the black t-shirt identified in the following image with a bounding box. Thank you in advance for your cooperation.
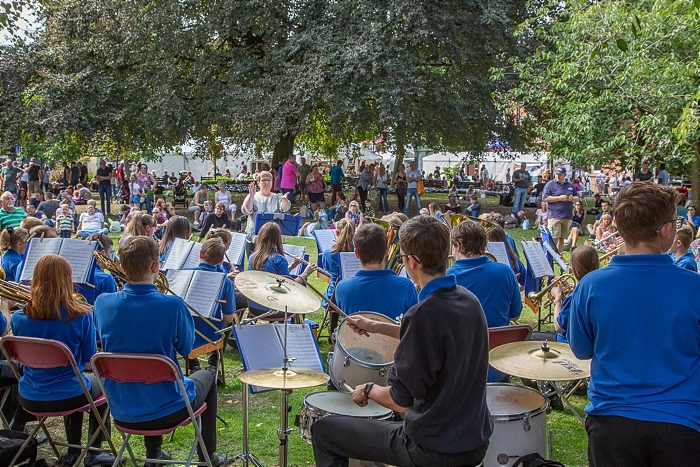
[80,165,88,182]
[96,167,113,186]
[444,204,462,214]
[37,200,60,219]
[635,170,653,181]
[27,164,41,181]
[534,182,546,196]
[70,166,80,185]
[199,212,231,239]
[388,282,492,453]
[513,169,531,189]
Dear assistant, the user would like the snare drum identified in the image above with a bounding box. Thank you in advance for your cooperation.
[484,383,548,467]
[328,312,399,390]
[298,391,393,443]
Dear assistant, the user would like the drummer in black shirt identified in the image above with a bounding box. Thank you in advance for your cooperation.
[312,215,493,467]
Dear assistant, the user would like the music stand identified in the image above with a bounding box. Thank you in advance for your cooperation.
[521,240,555,330]
[254,213,302,236]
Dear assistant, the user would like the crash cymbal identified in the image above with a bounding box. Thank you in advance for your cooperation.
[239,367,330,390]
[235,271,320,314]
[489,341,591,381]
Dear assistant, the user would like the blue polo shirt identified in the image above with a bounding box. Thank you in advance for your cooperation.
[447,256,521,327]
[321,249,341,303]
[569,254,700,430]
[542,180,579,219]
[555,295,573,343]
[92,261,117,300]
[1,249,24,283]
[94,283,196,423]
[248,252,289,275]
[417,274,457,301]
[674,250,698,272]
[11,306,96,401]
[335,269,417,320]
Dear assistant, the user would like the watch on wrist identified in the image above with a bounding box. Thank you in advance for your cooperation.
[363,382,374,399]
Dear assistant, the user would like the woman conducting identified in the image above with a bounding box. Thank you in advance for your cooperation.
[240,171,291,254]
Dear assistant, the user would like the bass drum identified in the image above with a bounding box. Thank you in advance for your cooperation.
[484,383,548,467]
[298,391,393,443]
[328,312,399,390]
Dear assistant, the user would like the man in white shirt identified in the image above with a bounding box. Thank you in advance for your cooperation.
[405,161,423,216]
[76,203,109,238]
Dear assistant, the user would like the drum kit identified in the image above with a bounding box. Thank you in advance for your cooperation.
[234,271,591,467]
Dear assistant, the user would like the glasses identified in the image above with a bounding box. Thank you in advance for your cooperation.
[396,253,420,265]
[656,216,686,234]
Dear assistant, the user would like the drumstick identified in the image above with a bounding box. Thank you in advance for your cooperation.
[296,276,348,319]
[342,383,353,392]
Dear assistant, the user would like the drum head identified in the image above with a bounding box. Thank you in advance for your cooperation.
[487,383,547,420]
[337,312,399,367]
[305,391,391,418]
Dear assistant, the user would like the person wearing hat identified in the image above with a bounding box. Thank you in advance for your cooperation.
[542,167,580,251]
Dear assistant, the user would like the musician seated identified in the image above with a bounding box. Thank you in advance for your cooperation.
[94,237,227,466]
[0,226,29,283]
[185,237,243,379]
[321,219,355,338]
[312,216,492,467]
[334,223,417,321]
[668,224,697,272]
[86,233,119,297]
[447,220,521,382]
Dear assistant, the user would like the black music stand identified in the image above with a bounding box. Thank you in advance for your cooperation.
[254,213,302,236]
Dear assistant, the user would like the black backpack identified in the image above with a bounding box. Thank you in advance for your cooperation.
[0,429,40,467]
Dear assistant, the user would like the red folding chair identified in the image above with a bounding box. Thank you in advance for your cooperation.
[488,324,533,351]
[91,353,213,467]
[0,336,117,467]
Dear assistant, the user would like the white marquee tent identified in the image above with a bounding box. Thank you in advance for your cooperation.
[420,151,549,182]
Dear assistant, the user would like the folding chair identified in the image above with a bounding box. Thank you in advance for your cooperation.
[488,324,533,351]
[0,336,117,467]
[91,353,213,467]
[0,383,13,429]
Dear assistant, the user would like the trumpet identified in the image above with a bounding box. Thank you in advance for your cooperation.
[599,241,625,265]
[289,254,331,278]
[527,274,576,308]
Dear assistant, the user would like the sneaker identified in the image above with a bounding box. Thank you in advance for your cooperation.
[209,453,228,467]
[144,451,172,467]
[56,453,79,467]
[85,451,119,466]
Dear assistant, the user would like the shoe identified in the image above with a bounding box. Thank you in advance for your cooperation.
[144,451,171,467]
[34,433,48,445]
[85,451,119,466]
[208,453,227,467]
[205,365,218,377]
[56,453,79,467]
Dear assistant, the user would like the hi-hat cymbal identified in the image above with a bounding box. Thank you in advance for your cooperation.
[489,341,591,381]
[239,367,330,390]
[235,271,320,314]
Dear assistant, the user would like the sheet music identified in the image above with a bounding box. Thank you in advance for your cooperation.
[163,238,193,270]
[185,270,225,318]
[182,242,203,270]
[273,323,325,372]
[313,229,337,253]
[20,238,62,282]
[226,233,248,266]
[486,242,510,266]
[542,241,569,272]
[283,244,306,276]
[339,252,362,279]
[59,239,97,283]
[521,241,555,278]
[233,325,283,393]
[165,269,191,298]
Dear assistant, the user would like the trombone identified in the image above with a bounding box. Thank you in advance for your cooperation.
[527,274,577,309]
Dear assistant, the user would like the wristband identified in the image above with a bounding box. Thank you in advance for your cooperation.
[363,382,375,399]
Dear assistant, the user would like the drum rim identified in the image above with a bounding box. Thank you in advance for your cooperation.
[487,383,548,421]
[302,390,394,418]
[335,311,397,369]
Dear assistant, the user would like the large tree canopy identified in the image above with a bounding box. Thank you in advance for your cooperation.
[17,0,528,166]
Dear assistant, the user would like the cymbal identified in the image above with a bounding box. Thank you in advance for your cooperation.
[489,341,591,381]
[239,367,330,390]
[235,271,320,314]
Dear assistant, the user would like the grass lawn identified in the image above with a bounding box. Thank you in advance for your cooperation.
[40,191,592,466]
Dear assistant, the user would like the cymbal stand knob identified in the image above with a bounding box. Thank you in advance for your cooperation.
[541,340,550,353]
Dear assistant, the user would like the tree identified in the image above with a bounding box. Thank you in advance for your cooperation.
[498,0,700,202]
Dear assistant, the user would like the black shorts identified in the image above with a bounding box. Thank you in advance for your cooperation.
[308,192,325,203]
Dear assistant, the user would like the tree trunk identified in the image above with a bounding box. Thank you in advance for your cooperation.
[692,143,700,208]
[272,132,296,168]
[391,137,406,188]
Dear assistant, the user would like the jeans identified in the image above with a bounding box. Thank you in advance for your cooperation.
[357,186,368,212]
[98,184,112,215]
[281,187,295,202]
[143,195,152,214]
[376,187,389,213]
[396,190,405,212]
[513,187,528,213]
[405,188,420,216]
[77,228,109,238]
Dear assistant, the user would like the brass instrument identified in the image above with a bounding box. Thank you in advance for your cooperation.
[0,278,93,311]
[599,241,625,265]
[0,266,5,281]
[444,215,499,265]
[367,217,402,273]
[527,274,576,308]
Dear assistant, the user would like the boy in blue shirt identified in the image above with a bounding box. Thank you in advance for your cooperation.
[668,224,698,272]
[569,182,700,466]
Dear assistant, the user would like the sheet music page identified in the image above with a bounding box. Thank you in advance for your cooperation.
[339,252,362,279]
[184,270,224,318]
[226,233,248,266]
[283,244,306,276]
[542,241,569,272]
[273,323,324,372]
[59,239,97,283]
[163,238,193,270]
[486,242,510,266]
[182,242,203,269]
[313,230,337,253]
[20,238,62,282]
[165,269,193,299]
[521,241,555,278]
[232,324,284,393]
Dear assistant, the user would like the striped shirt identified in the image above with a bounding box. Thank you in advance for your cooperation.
[0,207,27,230]
[57,214,74,232]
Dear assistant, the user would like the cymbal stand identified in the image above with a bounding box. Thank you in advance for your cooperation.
[231,383,263,467]
[543,381,585,425]
[277,304,295,467]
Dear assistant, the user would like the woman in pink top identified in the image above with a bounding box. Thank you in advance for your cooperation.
[279,154,300,201]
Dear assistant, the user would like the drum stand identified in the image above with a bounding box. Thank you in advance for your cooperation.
[231,383,264,467]
[542,381,585,425]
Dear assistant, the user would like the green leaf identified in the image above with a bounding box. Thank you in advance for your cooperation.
[616,38,629,52]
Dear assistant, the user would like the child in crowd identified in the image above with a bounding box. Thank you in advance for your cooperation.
[56,204,75,238]
[364,200,375,218]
